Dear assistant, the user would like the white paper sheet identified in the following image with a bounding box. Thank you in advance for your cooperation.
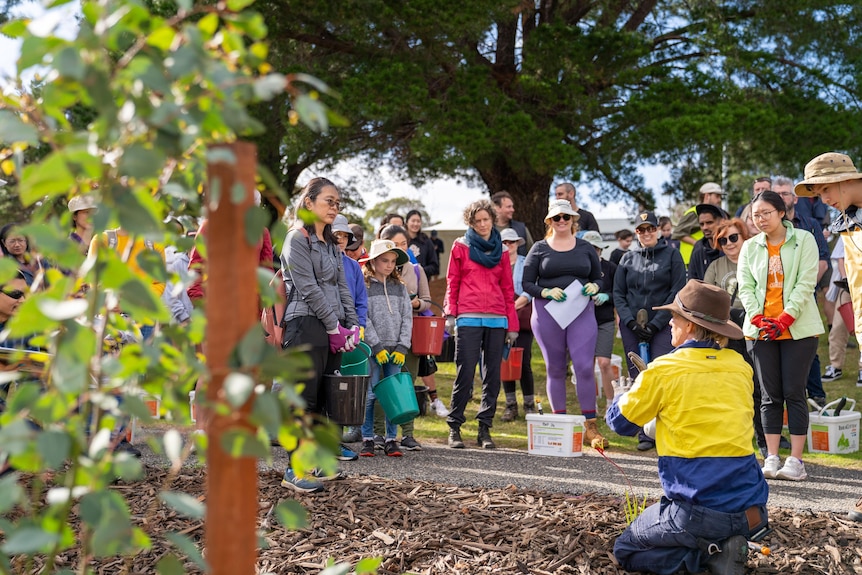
[544,279,590,329]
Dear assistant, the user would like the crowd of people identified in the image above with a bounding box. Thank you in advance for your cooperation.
[4,153,862,574]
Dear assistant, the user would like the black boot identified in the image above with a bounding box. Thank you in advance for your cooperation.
[477,423,496,449]
[448,427,465,449]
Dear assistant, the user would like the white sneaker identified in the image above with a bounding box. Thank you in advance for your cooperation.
[430,398,449,417]
[776,456,807,481]
[762,455,781,479]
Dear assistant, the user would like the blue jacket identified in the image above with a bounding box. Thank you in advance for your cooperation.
[342,254,367,328]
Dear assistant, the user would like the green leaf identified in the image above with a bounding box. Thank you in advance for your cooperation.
[119,144,166,180]
[165,532,208,572]
[197,13,220,37]
[230,181,247,204]
[147,26,177,52]
[227,0,256,11]
[37,430,71,469]
[0,258,19,284]
[0,110,39,146]
[0,474,24,514]
[119,277,167,318]
[19,153,75,206]
[55,47,85,80]
[159,491,205,520]
[1,19,28,38]
[36,298,88,321]
[224,372,255,409]
[220,428,270,459]
[253,74,285,101]
[355,557,383,574]
[136,249,168,283]
[274,500,307,530]
[1,526,59,554]
[176,0,193,11]
[244,206,268,247]
[157,555,185,575]
[318,564,351,575]
[237,324,267,367]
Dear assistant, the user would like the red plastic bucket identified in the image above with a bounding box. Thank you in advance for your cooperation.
[840,301,855,332]
[411,316,445,355]
[500,347,524,380]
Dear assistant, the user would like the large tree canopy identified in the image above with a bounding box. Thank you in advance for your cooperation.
[256,0,862,233]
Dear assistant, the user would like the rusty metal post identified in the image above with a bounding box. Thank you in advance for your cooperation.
[205,141,258,575]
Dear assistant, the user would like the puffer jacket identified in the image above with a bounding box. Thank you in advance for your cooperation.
[613,237,686,331]
[444,238,518,331]
[736,221,824,340]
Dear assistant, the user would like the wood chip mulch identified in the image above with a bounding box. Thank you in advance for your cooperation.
[11,467,862,574]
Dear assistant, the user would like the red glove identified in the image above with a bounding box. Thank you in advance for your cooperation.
[751,314,766,328]
[759,318,783,341]
[773,312,795,332]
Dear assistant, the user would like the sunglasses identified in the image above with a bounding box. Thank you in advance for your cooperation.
[551,214,572,222]
[717,233,741,247]
[1,289,25,300]
[502,240,519,245]
[635,225,657,234]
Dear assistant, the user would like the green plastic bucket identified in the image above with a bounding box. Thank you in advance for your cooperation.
[375,372,420,425]
[340,342,371,376]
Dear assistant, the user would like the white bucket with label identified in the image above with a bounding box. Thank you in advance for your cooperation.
[807,398,860,454]
[526,413,585,457]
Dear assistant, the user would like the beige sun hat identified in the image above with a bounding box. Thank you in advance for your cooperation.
[795,152,862,196]
[581,230,609,250]
[699,182,725,196]
[653,279,743,340]
[545,199,580,221]
[68,194,99,213]
[359,239,409,266]
[500,227,525,246]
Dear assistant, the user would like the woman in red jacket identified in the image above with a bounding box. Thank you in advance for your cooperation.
[444,199,518,450]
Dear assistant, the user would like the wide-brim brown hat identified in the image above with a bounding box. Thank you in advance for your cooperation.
[795,152,862,197]
[654,279,743,340]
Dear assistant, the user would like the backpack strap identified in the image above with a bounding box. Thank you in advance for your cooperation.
[280,225,316,326]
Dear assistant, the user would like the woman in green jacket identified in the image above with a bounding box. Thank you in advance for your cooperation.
[737,191,824,482]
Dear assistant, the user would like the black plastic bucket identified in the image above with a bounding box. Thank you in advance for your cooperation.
[414,385,429,416]
[324,375,369,426]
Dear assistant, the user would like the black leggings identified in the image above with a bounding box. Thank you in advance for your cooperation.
[282,316,341,414]
[747,337,818,436]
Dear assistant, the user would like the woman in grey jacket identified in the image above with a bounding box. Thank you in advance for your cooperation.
[280,178,359,493]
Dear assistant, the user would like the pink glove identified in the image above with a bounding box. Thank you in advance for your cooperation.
[327,324,355,354]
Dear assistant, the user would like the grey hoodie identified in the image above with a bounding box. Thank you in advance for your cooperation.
[365,276,413,356]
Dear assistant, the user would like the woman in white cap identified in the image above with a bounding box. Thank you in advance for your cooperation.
[522,199,607,448]
[499,227,535,422]
[68,194,98,250]
[444,199,518,450]
[607,280,768,575]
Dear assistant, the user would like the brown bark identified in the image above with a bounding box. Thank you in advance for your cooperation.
[477,165,553,240]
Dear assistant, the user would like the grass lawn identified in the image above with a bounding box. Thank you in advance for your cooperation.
[411,328,862,470]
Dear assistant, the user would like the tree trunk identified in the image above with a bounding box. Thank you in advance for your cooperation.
[476,166,553,241]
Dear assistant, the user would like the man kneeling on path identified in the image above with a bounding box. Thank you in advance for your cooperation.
[606,280,769,575]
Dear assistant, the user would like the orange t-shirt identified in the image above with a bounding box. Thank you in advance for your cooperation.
[763,241,790,340]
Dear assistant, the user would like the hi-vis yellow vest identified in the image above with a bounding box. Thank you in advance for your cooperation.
[678,205,703,266]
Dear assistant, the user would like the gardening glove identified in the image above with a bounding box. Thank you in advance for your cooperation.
[505,331,518,347]
[327,323,350,354]
[773,312,795,332]
[627,320,650,341]
[592,293,609,306]
[612,377,635,398]
[759,318,783,341]
[359,326,365,341]
[375,350,390,365]
[541,287,567,302]
[642,324,657,339]
[390,351,406,366]
[750,314,766,329]
[344,325,360,351]
[581,282,599,296]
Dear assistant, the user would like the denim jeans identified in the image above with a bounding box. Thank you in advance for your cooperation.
[614,497,764,575]
[361,360,399,440]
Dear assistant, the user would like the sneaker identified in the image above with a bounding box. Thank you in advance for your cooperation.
[373,435,385,450]
[848,497,862,522]
[448,427,465,449]
[822,366,843,382]
[337,444,358,461]
[810,396,827,409]
[359,439,375,457]
[114,440,142,458]
[704,535,748,575]
[341,426,362,443]
[636,440,655,451]
[281,468,324,493]
[775,456,807,481]
[430,398,449,417]
[384,440,402,457]
[500,403,518,422]
[761,455,780,478]
[312,467,345,481]
[400,436,422,451]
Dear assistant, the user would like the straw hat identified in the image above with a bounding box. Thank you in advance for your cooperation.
[359,239,409,266]
[581,230,609,250]
[653,280,743,340]
[68,194,98,213]
[795,152,862,196]
[545,199,580,221]
[500,228,525,246]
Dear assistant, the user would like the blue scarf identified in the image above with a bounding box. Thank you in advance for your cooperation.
[464,227,503,268]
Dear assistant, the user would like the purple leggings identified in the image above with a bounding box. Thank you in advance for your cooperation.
[532,298,597,414]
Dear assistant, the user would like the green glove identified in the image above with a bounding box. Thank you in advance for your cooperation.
[541,287,567,302]
[391,351,406,366]
[375,350,390,365]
